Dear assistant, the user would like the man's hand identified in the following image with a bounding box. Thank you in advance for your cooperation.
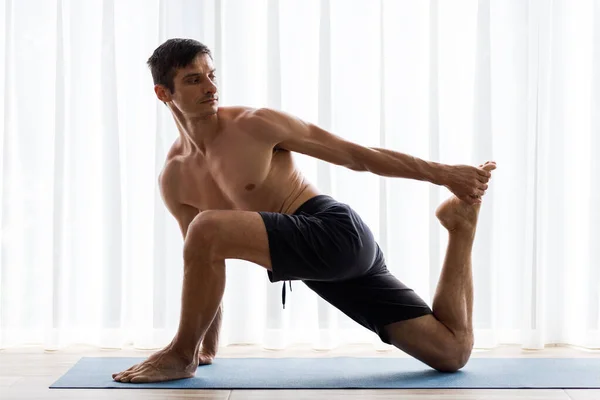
[443,161,496,205]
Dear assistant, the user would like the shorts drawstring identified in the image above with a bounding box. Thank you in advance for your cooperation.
[282,280,293,309]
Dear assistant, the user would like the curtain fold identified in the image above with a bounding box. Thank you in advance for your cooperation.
[590,0,600,349]
[0,0,598,351]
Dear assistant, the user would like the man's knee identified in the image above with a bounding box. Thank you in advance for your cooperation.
[432,334,473,372]
[184,211,223,261]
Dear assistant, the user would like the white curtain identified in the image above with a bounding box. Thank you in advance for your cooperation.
[1,0,598,352]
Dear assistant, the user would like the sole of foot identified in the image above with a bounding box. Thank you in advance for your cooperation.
[435,161,496,232]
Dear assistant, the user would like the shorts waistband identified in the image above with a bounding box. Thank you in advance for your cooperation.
[293,195,337,216]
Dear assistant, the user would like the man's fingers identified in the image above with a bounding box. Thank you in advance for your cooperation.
[464,195,479,205]
[477,168,492,178]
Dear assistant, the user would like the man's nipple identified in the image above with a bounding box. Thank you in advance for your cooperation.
[245,183,256,191]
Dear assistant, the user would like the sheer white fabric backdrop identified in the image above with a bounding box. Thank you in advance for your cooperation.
[0,0,598,351]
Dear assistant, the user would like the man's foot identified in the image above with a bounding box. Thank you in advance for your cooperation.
[436,162,496,232]
[436,196,480,232]
[195,341,215,365]
[198,352,215,366]
[112,345,197,383]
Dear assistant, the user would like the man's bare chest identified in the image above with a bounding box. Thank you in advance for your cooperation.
[208,143,275,192]
[178,141,281,210]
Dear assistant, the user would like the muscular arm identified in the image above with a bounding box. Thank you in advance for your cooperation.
[248,108,450,185]
[250,108,493,204]
[158,164,222,355]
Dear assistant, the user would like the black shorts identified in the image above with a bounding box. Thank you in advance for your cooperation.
[257,195,433,345]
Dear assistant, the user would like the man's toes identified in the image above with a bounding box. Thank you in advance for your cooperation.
[124,372,139,383]
[130,374,152,383]
[128,367,159,383]
[113,365,139,381]
[117,364,139,375]
[119,370,139,382]
[113,372,125,381]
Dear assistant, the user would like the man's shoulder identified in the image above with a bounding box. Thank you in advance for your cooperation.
[219,106,281,123]
[218,105,255,116]
[158,155,183,192]
[218,106,263,127]
[224,107,296,142]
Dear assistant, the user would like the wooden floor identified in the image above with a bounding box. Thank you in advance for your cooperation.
[1,343,599,399]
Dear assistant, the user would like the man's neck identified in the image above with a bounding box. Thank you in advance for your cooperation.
[171,107,220,155]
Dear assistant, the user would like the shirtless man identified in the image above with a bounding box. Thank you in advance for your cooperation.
[112,38,496,383]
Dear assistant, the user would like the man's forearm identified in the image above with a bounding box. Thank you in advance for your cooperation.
[201,303,222,354]
[360,147,449,185]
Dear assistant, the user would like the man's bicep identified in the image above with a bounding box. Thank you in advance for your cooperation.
[252,108,366,170]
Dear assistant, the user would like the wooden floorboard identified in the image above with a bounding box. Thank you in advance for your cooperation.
[229,389,571,400]
[564,390,600,400]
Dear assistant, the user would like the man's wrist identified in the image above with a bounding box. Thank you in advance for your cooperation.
[429,162,451,186]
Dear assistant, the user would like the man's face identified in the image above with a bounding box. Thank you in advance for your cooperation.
[160,53,218,117]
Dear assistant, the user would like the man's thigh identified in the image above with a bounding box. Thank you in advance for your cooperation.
[303,268,433,344]
[190,207,357,282]
[187,210,272,271]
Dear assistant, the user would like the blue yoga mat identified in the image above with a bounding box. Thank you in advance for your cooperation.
[50,357,600,389]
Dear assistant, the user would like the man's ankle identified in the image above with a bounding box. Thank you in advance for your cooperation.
[448,227,476,239]
[169,338,198,365]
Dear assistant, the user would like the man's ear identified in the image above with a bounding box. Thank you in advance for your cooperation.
[154,84,172,103]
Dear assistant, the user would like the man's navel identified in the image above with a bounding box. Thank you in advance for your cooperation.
[245,183,256,191]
